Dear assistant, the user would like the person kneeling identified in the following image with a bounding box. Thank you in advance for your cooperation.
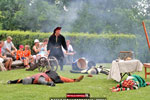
[7,70,84,86]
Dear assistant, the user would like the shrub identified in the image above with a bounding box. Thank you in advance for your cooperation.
[0,30,137,62]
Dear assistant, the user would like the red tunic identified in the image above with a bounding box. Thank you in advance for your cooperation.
[31,73,52,84]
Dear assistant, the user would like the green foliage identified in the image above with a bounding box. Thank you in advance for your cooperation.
[0,0,148,34]
[0,11,4,29]
[0,30,50,49]
[0,30,137,62]
[71,0,144,34]
[0,0,61,32]
[66,33,137,62]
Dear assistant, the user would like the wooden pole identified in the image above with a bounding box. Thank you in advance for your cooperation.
[142,21,150,50]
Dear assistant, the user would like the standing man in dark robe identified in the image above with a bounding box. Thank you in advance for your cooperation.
[47,27,67,71]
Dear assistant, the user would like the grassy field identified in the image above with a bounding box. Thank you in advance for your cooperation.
[0,64,150,100]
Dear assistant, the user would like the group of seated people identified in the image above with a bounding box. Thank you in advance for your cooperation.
[0,36,75,71]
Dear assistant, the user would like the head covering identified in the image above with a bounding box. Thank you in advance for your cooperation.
[7,36,12,40]
[54,27,61,31]
[34,39,39,43]
[126,76,134,81]
[89,69,97,75]
[19,45,24,48]
[53,27,62,35]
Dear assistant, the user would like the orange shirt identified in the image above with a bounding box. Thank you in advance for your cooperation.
[24,50,31,57]
[16,50,24,60]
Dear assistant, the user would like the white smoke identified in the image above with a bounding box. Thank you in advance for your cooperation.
[133,0,150,16]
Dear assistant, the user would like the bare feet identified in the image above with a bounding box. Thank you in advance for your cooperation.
[87,74,93,77]
[75,75,84,82]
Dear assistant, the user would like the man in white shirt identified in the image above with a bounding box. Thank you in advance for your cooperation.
[2,36,17,59]
[67,40,73,52]
[62,40,75,64]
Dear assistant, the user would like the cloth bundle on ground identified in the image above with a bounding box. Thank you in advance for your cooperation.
[7,70,84,86]
[71,59,109,75]
[70,65,109,75]
[111,75,150,92]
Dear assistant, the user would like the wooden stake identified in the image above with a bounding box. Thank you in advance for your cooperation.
[142,21,150,50]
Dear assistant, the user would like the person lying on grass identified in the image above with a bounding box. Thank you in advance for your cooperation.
[7,70,84,86]
[110,75,150,92]
[70,65,109,75]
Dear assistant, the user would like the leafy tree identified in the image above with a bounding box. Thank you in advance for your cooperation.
[71,0,148,34]
[0,0,26,30]
[0,0,150,34]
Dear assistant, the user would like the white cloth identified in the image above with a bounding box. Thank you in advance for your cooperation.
[68,45,73,52]
[0,58,4,63]
[108,59,143,82]
[126,76,134,80]
[62,44,74,64]
[0,58,6,71]
[62,44,74,53]
[2,41,14,54]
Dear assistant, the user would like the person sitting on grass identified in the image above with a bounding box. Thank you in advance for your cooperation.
[0,41,12,70]
[24,45,34,64]
[110,75,150,92]
[7,70,84,86]
[16,45,30,69]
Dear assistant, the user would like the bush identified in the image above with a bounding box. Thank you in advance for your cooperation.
[0,30,137,62]
[0,30,49,49]
[65,33,137,62]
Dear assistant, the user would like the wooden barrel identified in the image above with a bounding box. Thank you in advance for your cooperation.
[72,58,87,71]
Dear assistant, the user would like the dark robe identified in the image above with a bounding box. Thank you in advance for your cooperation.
[47,34,67,70]
[45,70,63,83]
[47,34,67,57]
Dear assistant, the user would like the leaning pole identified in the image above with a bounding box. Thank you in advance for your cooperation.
[142,21,150,50]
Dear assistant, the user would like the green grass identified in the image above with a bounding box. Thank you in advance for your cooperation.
[0,64,150,100]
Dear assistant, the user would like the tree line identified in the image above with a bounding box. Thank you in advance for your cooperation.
[0,0,150,34]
